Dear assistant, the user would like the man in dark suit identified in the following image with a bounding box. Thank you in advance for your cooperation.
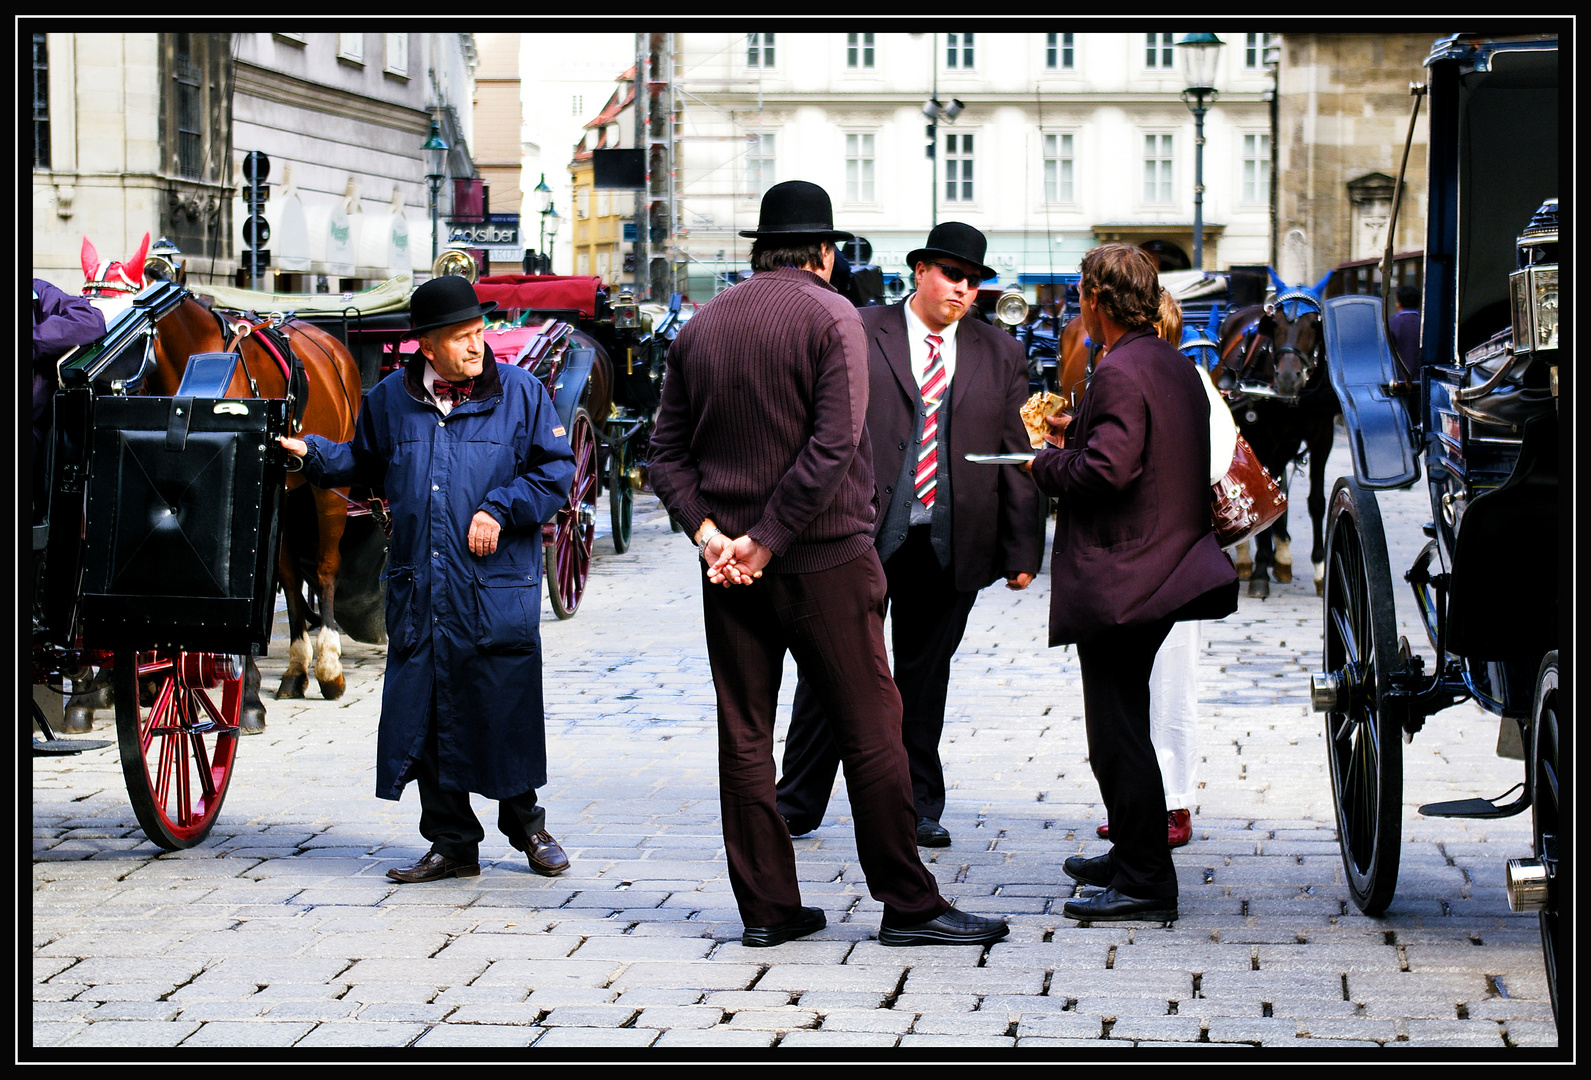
[1028,243,1237,922]
[777,222,1044,848]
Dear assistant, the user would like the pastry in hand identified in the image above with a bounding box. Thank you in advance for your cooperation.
[1020,391,1069,448]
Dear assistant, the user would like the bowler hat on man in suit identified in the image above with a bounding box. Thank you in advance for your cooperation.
[906,221,998,283]
[410,274,498,335]
[739,180,855,244]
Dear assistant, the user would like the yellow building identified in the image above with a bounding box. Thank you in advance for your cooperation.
[568,67,636,288]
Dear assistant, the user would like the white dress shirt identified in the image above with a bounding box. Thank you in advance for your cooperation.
[902,295,960,397]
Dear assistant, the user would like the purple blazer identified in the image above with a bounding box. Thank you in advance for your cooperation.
[1031,327,1237,645]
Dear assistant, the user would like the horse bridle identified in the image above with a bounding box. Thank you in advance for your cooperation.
[1226,290,1323,402]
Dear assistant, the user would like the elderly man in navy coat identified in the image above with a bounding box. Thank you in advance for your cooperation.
[281,275,575,883]
[1029,243,1237,923]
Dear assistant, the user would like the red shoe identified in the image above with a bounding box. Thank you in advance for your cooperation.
[1095,810,1192,848]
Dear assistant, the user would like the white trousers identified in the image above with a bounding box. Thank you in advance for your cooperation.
[1147,619,1200,811]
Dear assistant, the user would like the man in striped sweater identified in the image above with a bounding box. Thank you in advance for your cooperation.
[650,181,1009,950]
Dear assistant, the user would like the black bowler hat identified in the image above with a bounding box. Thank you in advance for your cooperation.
[410,274,498,335]
[905,221,997,283]
[738,180,855,243]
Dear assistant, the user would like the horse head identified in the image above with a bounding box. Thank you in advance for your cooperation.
[1262,271,1329,400]
[81,233,151,297]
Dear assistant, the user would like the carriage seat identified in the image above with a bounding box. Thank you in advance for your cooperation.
[1455,327,1554,431]
[1322,294,1420,490]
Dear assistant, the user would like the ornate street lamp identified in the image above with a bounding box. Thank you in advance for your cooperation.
[542,203,561,275]
[1177,33,1225,270]
[533,173,553,272]
[423,119,449,270]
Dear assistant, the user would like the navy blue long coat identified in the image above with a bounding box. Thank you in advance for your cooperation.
[302,354,574,800]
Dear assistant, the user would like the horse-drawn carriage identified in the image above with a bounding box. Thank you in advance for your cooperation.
[32,280,294,849]
[1310,33,1564,1023]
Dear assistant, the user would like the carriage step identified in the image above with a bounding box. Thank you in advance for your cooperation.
[33,737,114,756]
[1419,784,1529,819]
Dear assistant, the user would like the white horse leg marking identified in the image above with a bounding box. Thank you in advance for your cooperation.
[1233,537,1253,579]
[314,626,346,700]
[286,635,312,679]
[1273,536,1293,583]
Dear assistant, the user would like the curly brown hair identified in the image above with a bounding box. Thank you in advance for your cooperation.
[1080,243,1161,330]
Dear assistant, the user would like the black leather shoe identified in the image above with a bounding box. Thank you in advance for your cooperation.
[524,830,570,876]
[386,851,481,884]
[1063,852,1114,888]
[878,905,1008,947]
[742,906,826,947]
[1062,887,1177,923]
[783,814,820,838]
[916,817,951,847]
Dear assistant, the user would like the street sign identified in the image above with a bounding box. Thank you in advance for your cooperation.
[446,214,520,248]
[242,215,270,247]
[243,151,270,185]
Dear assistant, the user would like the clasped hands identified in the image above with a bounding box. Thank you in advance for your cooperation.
[697,520,770,587]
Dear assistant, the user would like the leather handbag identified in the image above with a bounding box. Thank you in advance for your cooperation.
[1211,433,1287,547]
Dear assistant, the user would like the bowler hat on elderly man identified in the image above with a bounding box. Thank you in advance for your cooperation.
[410,274,498,335]
[739,180,855,244]
[906,221,998,283]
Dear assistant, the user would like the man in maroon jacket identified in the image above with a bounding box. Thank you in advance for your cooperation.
[1029,243,1237,922]
[776,222,1043,847]
[650,181,1008,949]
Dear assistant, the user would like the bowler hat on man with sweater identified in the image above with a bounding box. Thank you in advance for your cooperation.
[739,181,855,244]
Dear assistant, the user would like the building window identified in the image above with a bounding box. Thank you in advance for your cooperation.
[173,35,204,179]
[1045,33,1074,70]
[946,33,974,69]
[747,132,776,195]
[384,34,408,77]
[846,32,874,68]
[746,33,775,68]
[33,33,49,169]
[845,133,875,203]
[1143,134,1173,202]
[1145,32,1174,68]
[338,33,363,64]
[577,251,591,277]
[1044,133,1074,203]
[1243,133,1271,203]
[1245,32,1277,68]
[945,133,974,202]
[572,94,583,117]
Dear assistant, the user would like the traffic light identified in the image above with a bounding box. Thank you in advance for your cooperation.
[925,122,937,159]
[241,151,271,282]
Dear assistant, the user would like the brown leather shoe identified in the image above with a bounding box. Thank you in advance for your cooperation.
[386,851,480,883]
[525,830,570,876]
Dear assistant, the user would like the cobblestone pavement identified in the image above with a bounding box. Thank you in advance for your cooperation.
[31,440,1561,1055]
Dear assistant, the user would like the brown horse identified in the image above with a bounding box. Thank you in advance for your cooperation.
[1056,313,1097,410]
[1214,277,1337,598]
[80,235,363,725]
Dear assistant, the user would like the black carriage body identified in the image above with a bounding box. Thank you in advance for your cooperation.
[77,394,287,655]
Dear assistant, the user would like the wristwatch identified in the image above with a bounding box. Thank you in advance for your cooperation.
[696,524,722,559]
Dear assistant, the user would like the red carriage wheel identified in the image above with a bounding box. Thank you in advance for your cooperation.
[114,647,242,850]
[547,408,597,619]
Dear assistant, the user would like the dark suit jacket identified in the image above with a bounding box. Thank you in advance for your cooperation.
[863,301,1043,593]
[1031,326,1237,645]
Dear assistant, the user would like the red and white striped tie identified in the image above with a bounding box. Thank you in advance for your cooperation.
[915,333,946,510]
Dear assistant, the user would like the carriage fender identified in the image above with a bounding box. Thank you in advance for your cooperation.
[1321,295,1421,490]
[550,345,596,432]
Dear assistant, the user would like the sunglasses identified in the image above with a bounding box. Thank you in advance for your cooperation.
[930,261,982,287]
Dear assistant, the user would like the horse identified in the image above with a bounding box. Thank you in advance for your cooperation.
[78,235,363,728]
[1214,269,1338,599]
[1056,311,1097,408]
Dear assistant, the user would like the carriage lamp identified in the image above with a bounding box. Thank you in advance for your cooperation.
[1510,265,1558,354]
[994,288,1029,328]
[1177,34,1225,271]
[613,291,639,330]
[423,120,449,270]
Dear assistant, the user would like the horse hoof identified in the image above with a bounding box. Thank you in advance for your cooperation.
[1316,579,1326,597]
[1248,576,1270,599]
[317,676,346,701]
[59,707,94,734]
[276,674,308,699]
[72,685,113,710]
[240,707,267,734]
[1273,563,1293,584]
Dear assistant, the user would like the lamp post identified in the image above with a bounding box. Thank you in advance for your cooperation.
[923,93,964,229]
[1177,33,1224,271]
[1263,40,1281,272]
[542,204,561,275]
[533,173,553,273]
[423,119,449,270]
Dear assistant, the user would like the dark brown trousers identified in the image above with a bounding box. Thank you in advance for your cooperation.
[700,549,950,929]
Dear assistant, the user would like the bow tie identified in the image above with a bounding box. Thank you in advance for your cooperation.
[432,378,474,406]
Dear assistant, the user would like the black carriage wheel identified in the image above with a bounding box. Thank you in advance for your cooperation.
[1321,478,1403,915]
[1531,651,1561,1025]
[114,647,242,850]
[609,438,633,554]
[548,408,597,620]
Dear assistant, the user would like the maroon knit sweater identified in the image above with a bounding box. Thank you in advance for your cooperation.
[650,265,878,574]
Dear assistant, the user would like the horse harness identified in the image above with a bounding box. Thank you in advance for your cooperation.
[224,315,311,434]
